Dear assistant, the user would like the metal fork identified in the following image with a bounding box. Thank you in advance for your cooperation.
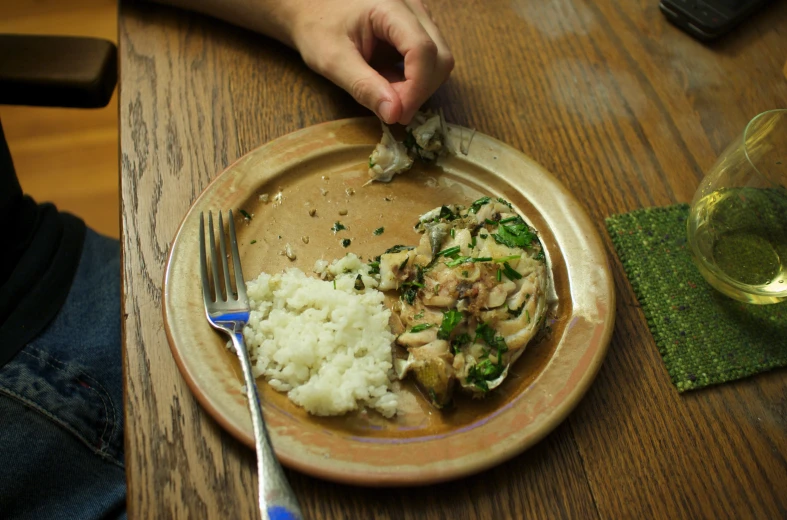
[199,210,303,520]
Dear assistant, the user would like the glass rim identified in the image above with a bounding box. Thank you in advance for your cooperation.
[742,108,787,185]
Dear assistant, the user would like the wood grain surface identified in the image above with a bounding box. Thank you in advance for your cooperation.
[119,0,787,518]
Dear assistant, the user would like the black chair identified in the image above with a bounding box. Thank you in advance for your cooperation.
[0,34,117,109]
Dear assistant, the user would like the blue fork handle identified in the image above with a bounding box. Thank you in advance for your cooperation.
[227,326,304,520]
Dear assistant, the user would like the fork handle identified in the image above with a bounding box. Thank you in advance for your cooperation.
[228,326,304,520]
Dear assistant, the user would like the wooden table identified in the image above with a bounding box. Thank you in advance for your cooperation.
[119,1,787,518]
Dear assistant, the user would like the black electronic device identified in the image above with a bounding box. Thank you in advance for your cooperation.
[659,0,771,41]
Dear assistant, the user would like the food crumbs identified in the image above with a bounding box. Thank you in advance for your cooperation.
[339,209,348,216]
[384,197,392,202]
[322,175,330,181]
[301,236,309,244]
[284,243,296,260]
[332,222,346,233]
[320,188,328,196]
[345,188,355,196]
[258,193,269,202]
[309,208,317,217]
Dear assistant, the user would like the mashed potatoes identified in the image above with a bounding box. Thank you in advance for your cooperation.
[243,254,398,417]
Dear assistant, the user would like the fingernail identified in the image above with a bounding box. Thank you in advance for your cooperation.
[378,101,394,124]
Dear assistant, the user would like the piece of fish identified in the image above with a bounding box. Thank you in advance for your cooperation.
[368,123,413,183]
[375,196,551,406]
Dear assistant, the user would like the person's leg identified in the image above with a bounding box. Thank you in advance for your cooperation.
[0,228,126,520]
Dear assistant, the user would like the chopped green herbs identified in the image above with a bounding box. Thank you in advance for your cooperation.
[469,196,491,214]
[239,209,252,221]
[437,205,457,221]
[445,256,492,268]
[493,255,521,263]
[437,309,463,340]
[475,322,508,356]
[496,269,502,282]
[368,259,380,275]
[413,310,425,320]
[502,261,522,280]
[451,333,471,354]
[499,216,519,224]
[526,309,531,323]
[398,256,409,271]
[384,245,414,254]
[450,228,456,238]
[332,222,347,233]
[410,323,434,333]
[433,283,441,294]
[462,270,469,277]
[250,240,257,244]
[373,227,385,236]
[436,246,461,258]
[492,217,538,248]
[341,238,351,248]
[369,157,375,168]
[470,236,477,249]
[402,286,418,305]
[485,218,497,225]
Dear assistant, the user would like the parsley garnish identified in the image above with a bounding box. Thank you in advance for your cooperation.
[475,322,508,357]
[451,333,471,354]
[413,310,425,320]
[239,209,252,221]
[373,227,385,235]
[491,217,538,248]
[496,269,502,282]
[437,309,463,340]
[384,245,414,254]
[341,238,351,248]
[332,222,346,233]
[250,240,257,244]
[368,256,381,275]
[469,196,491,214]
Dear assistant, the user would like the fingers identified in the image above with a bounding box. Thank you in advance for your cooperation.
[303,39,404,124]
[370,0,454,124]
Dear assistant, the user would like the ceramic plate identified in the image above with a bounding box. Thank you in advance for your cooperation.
[163,117,615,486]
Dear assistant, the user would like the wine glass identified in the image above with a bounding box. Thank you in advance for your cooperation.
[687,109,787,304]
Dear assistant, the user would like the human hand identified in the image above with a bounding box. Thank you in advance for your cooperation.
[287,0,455,125]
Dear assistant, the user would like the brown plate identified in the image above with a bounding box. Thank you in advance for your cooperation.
[163,117,615,486]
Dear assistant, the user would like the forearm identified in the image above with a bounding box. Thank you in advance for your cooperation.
[147,0,300,48]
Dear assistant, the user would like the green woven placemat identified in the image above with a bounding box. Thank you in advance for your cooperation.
[606,204,787,391]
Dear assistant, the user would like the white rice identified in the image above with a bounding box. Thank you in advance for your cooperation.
[242,254,398,417]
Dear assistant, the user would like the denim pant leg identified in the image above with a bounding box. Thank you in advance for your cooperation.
[0,229,126,520]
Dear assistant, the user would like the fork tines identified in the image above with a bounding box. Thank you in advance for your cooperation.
[199,210,247,304]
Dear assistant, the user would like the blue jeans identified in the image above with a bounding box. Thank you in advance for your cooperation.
[0,229,126,519]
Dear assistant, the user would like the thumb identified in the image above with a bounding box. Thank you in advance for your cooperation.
[316,46,403,124]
